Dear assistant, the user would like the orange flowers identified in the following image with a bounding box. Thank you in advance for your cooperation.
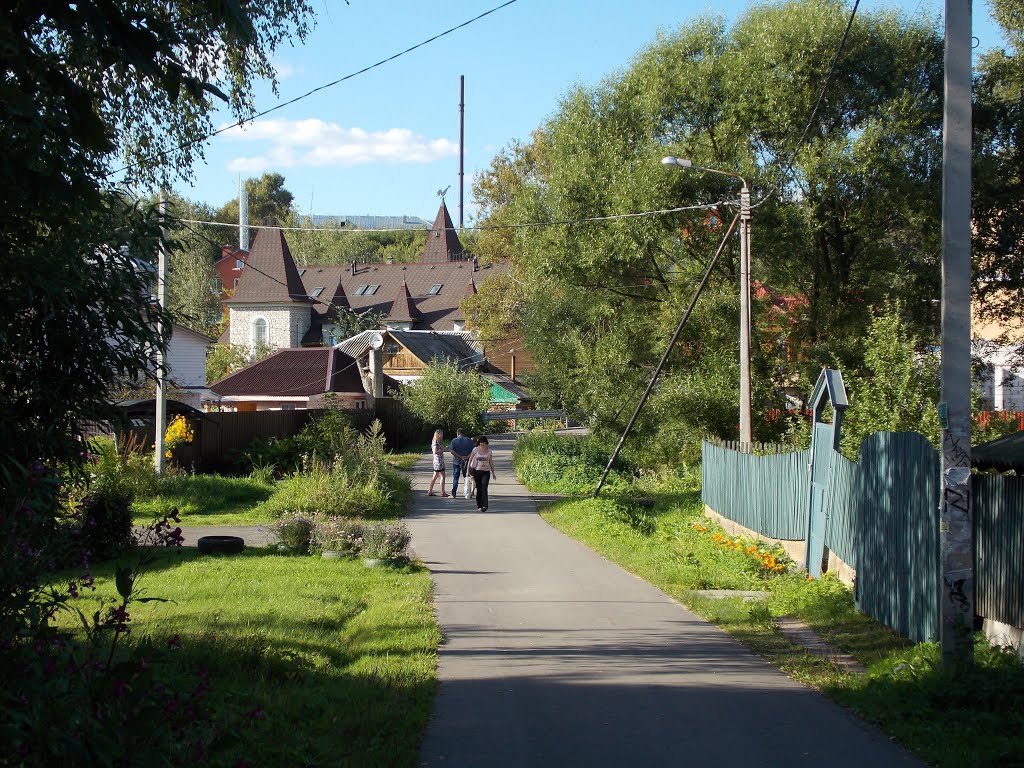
[692,520,789,574]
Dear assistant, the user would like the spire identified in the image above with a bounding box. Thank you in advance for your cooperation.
[419,200,465,263]
[322,281,351,323]
[389,279,421,325]
[225,228,312,304]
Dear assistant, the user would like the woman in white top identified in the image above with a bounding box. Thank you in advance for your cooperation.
[467,435,497,512]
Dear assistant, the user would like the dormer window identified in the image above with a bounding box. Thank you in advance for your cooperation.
[310,287,325,299]
[427,284,443,295]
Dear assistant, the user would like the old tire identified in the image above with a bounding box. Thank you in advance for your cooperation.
[197,535,245,555]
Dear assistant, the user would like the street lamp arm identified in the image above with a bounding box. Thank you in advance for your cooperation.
[661,156,748,191]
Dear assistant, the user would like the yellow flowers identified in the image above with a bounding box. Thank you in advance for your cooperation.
[693,520,789,575]
[163,415,195,460]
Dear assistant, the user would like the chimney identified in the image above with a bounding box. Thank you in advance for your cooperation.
[472,255,479,272]
[368,347,384,399]
[350,260,357,276]
[511,352,516,382]
[239,178,249,251]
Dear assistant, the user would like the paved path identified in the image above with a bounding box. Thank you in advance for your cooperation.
[405,434,921,768]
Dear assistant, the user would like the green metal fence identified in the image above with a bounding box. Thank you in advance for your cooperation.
[853,432,940,643]
[700,441,808,540]
[702,434,1023,643]
[823,452,859,569]
[975,474,1024,628]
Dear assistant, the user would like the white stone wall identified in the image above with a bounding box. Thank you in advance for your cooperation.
[229,305,311,350]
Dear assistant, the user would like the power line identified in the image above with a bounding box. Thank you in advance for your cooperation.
[109,0,521,179]
[178,202,724,235]
[752,0,861,210]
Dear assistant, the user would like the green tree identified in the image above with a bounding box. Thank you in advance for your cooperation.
[472,0,944,463]
[397,360,492,434]
[839,303,941,458]
[0,0,314,621]
[215,172,296,230]
[974,0,1024,338]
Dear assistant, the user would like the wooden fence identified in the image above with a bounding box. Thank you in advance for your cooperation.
[702,434,1023,643]
[119,398,429,473]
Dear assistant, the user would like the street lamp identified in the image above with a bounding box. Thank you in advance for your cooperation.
[662,156,753,445]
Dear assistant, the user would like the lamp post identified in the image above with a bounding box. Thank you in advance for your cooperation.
[662,156,752,444]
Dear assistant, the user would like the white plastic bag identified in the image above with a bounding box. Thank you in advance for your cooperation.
[463,473,472,498]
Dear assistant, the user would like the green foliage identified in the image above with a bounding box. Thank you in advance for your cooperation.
[473,0,945,458]
[272,514,315,553]
[130,473,274,526]
[360,522,413,560]
[512,432,631,494]
[398,359,493,434]
[51,548,439,767]
[839,303,941,458]
[207,342,272,384]
[215,173,296,228]
[311,517,366,555]
[78,487,136,561]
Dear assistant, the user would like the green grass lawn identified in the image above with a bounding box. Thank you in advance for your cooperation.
[132,474,276,526]
[514,436,1024,768]
[58,547,439,767]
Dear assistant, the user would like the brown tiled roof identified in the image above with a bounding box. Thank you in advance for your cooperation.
[225,228,314,305]
[419,201,464,263]
[210,348,364,397]
[388,280,420,323]
[298,260,504,331]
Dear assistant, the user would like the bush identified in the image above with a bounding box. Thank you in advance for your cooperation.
[255,459,408,521]
[78,486,136,560]
[311,517,365,555]
[513,431,631,494]
[361,522,411,560]
[271,515,314,553]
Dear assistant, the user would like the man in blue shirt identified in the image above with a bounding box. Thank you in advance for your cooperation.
[449,428,475,499]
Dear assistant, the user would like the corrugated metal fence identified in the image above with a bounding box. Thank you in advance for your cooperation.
[701,442,808,540]
[703,434,1023,643]
[975,474,1024,629]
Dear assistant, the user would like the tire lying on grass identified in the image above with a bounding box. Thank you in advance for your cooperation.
[197,535,245,555]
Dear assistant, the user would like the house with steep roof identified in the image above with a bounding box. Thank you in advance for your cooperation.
[222,200,500,349]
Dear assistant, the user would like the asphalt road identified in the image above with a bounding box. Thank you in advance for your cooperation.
[405,433,922,768]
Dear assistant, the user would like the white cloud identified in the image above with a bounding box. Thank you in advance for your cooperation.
[220,118,458,171]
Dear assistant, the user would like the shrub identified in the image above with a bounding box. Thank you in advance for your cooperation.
[361,522,411,560]
[272,515,314,553]
[311,517,365,555]
[78,486,136,560]
[513,431,631,494]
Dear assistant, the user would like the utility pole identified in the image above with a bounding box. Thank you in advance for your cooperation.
[459,75,465,230]
[154,194,169,475]
[939,0,973,667]
[738,183,752,445]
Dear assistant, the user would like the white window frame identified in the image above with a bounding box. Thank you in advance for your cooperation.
[251,316,269,348]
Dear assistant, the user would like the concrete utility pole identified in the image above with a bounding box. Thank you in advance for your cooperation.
[154,194,169,475]
[738,184,752,445]
[939,0,974,667]
[661,156,752,444]
[459,75,465,230]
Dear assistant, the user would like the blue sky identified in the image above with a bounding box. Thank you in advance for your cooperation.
[172,0,1004,225]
